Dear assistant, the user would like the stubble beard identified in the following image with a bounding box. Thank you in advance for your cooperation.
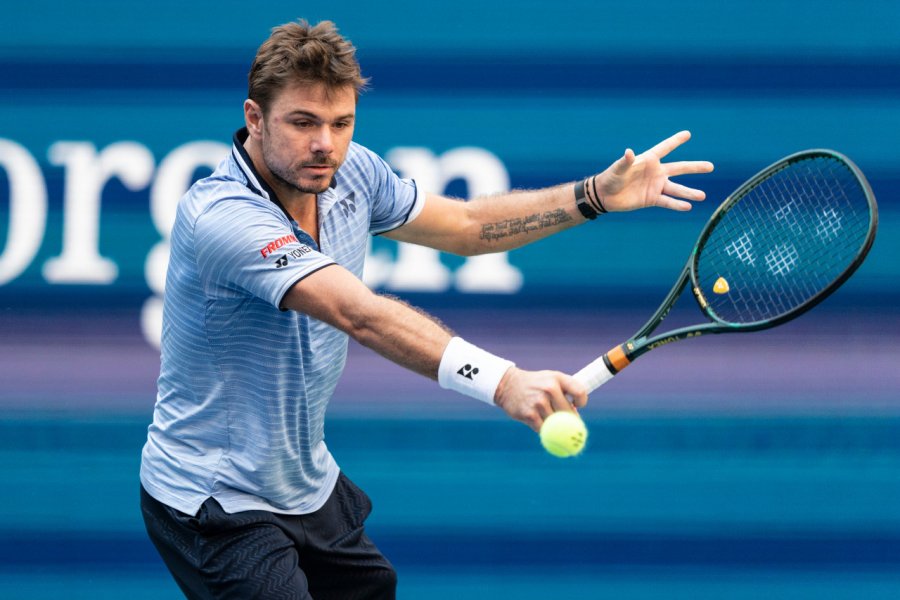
[261,132,337,196]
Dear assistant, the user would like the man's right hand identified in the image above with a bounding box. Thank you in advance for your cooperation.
[493,367,588,431]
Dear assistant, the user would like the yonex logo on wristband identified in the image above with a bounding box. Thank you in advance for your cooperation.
[439,337,514,405]
[457,364,479,379]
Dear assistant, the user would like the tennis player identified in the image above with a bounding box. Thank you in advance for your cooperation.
[139,19,713,600]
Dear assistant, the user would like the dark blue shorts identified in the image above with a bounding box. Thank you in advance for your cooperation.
[140,473,396,599]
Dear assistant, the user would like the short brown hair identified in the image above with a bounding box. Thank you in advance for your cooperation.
[248,20,369,113]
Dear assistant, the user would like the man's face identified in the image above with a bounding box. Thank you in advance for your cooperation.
[258,82,356,195]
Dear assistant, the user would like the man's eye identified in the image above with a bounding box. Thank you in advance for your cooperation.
[333,122,350,130]
[293,121,312,128]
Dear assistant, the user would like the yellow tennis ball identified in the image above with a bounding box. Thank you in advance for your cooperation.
[539,411,588,458]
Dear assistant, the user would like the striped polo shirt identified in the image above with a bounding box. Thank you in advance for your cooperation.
[140,128,423,516]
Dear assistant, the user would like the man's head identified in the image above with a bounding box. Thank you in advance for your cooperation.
[244,20,368,197]
[248,20,368,115]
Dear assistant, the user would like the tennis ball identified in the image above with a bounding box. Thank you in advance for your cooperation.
[539,411,588,458]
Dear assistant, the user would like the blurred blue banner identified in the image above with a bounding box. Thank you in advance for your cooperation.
[1,0,898,412]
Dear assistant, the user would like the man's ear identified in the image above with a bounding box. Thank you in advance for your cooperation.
[244,99,264,138]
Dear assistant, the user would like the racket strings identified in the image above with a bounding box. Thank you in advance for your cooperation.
[697,156,872,324]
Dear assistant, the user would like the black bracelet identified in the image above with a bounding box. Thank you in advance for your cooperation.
[588,176,608,214]
[574,178,599,220]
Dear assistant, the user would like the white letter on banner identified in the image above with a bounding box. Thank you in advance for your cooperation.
[43,141,155,283]
[378,147,522,293]
[438,147,522,293]
[378,147,452,291]
[142,141,229,349]
[0,139,47,285]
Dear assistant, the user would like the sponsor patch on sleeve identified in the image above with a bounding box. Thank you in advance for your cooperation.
[259,234,299,259]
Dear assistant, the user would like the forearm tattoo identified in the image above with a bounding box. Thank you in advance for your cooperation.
[479,209,573,242]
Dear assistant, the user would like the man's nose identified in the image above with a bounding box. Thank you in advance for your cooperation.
[310,126,333,154]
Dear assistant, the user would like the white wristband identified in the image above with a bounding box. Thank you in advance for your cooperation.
[438,337,515,405]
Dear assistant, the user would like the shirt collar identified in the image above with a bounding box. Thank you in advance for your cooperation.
[231,127,343,231]
[232,128,280,203]
[231,127,337,199]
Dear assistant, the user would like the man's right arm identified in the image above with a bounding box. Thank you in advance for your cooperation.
[282,263,450,381]
[280,264,587,430]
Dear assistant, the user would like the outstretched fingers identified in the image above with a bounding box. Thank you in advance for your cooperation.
[663,180,706,202]
[595,130,713,213]
[656,195,694,211]
[648,130,692,158]
[611,147,636,176]
[665,160,715,177]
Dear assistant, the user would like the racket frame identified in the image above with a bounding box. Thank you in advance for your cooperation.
[575,149,878,391]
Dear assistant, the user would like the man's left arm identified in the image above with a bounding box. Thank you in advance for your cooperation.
[384,130,714,255]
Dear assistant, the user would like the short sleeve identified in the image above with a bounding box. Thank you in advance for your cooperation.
[193,198,335,309]
[362,149,425,235]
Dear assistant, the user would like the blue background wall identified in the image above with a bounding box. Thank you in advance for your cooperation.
[1,1,899,598]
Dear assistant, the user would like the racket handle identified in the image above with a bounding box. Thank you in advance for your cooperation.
[572,345,631,394]
[572,356,615,393]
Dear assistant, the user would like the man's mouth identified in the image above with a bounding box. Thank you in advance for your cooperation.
[301,163,336,173]
[299,167,333,178]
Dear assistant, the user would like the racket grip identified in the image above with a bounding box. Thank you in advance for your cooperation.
[572,355,615,393]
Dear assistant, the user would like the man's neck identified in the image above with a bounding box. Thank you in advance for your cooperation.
[243,136,319,241]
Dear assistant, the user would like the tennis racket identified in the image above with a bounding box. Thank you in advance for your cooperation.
[573,149,878,393]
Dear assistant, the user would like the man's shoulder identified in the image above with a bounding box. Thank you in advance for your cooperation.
[190,154,254,199]
[336,142,399,200]
[179,160,282,225]
[346,140,378,159]
[341,141,388,175]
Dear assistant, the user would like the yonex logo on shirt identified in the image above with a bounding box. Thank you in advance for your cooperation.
[274,245,315,269]
[338,193,357,218]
